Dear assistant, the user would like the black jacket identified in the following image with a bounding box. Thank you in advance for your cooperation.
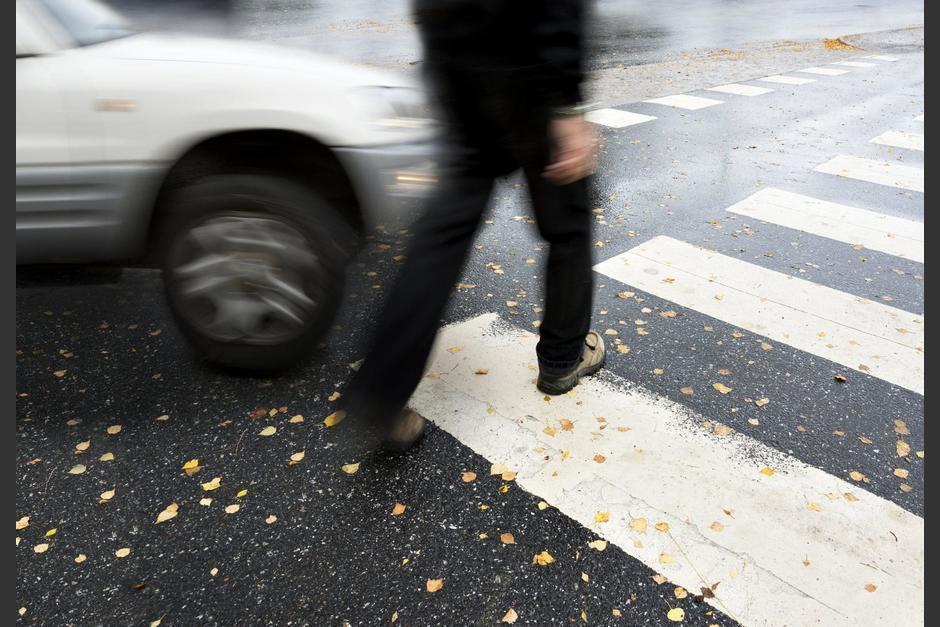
[413,0,587,109]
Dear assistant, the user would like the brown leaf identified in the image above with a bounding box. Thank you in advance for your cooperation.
[680,386,694,395]
[897,440,911,457]
[893,468,909,479]
[593,454,607,464]
[559,419,574,431]
[391,503,407,516]
[651,574,668,584]
[834,374,847,382]
[426,578,444,593]
[500,532,516,545]
[864,583,877,593]
[501,608,518,624]
[16,516,30,530]
[461,471,477,482]
[894,419,910,436]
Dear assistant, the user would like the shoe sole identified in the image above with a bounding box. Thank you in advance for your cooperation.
[536,357,606,395]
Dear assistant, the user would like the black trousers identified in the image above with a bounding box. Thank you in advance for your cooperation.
[341,73,594,427]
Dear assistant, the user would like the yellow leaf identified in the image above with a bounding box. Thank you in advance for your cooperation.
[714,424,733,436]
[680,386,694,396]
[543,426,557,437]
[265,515,277,524]
[659,553,674,564]
[199,498,212,506]
[156,414,170,421]
[34,543,49,554]
[75,440,91,452]
[760,342,773,351]
[755,398,770,407]
[709,521,724,532]
[655,522,670,533]
[844,492,859,502]
[500,532,515,545]
[462,471,477,482]
[115,547,131,558]
[674,586,688,599]
[201,477,222,491]
[893,468,909,479]
[106,425,122,435]
[258,426,277,437]
[616,345,630,354]
[289,415,304,424]
[224,504,240,514]
[75,554,86,563]
[45,528,57,537]
[806,502,821,512]
[533,550,555,566]
[629,517,648,534]
[894,419,910,435]
[392,503,407,516]
[712,382,732,394]
[156,504,178,524]
[99,452,114,462]
[538,501,550,511]
[341,463,360,475]
[68,464,86,475]
[426,578,444,593]
[236,489,248,498]
[501,608,518,623]
[323,411,346,427]
[900,483,912,493]
[612,609,622,617]
[849,471,865,482]
[588,539,607,551]
[581,572,590,583]
[447,346,462,354]
[595,511,610,523]
[16,516,29,530]
[53,370,67,378]
[897,440,911,457]
[667,607,685,622]
[759,467,775,476]
[604,328,618,336]
[561,450,571,460]
[490,463,508,476]
[660,310,677,319]
[651,574,668,584]
[182,459,200,471]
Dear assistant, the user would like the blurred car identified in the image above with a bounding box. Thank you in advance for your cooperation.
[16,0,438,370]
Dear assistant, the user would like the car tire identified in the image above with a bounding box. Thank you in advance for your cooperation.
[159,175,355,372]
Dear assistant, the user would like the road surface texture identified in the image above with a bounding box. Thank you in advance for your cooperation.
[17,3,923,626]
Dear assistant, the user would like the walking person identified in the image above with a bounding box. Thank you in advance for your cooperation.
[340,0,603,451]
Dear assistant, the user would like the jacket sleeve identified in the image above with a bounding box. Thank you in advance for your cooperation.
[531,0,588,109]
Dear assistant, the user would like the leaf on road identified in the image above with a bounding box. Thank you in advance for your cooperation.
[106,425,122,435]
[202,477,221,491]
[864,583,877,592]
[266,515,277,524]
[288,451,305,466]
[538,501,550,511]
[461,471,477,482]
[258,426,277,437]
[34,543,49,554]
[75,440,91,453]
[182,459,201,475]
[595,512,610,523]
[593,454,607,464]
[199,498,212,506]
[659,553,674,564]
[68,464,86,475]
[655,522,670,533]
[759,467,775,476]
[894,419,910,436]
[532,550,555,566]
[651,574,668,584]
[849,471,866,482]
[712,383,732,394]
[629,517,647,533]
[560,419,574,431]
[289,415,304,423]
[391,503,407,516]
[75,554,86,563]
[709,521,724,532]
[755,398,770,407]
[543,426,557,437]
[500,533,515,545]
[323,411,346,427]
[501,608,518,624]
[100,452,114,462]
[674,587,688,599]
[16,516,29,530]
[53,370,67,378]
[224,504,240,515]
[100,489,115,502]
[897,440,911,457]
[115,547,131,558]
[588,539,607,551]
[806,502,821,512]
[341,463,360,475]
[893,468,909,479]
[426,578,444,593]
[660,310,677,319]
[713,424,733,436]
[156,503,179,524]
[680,387,694,396]
[490,463,509,476]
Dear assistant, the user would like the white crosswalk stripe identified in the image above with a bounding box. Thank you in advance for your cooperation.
[798,67,850,76]
[593,236,924,394]
[643,94,724,110]
[758,75,816,85]
[411,314,924,627]
[726,188,924,262]
[870,130,924,151]
[915,114,924,121]
[814,155,924,192]
[585,108,657,128]
[832,61,877,68]
[705,83,774,96]
[864,54,899,61]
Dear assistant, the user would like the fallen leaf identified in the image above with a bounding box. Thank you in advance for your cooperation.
[447,346,462,354]
[629,517,647,533]
[462,471,477,482]
[612,609,622,617]
[651,574,668,584]
[747,418,760,426]
[391,503,407,516]
[760,342,773,351]
[617,291,635,300]
[897,440,911,457]
[655,522,670,533]
[755,398,770,407]
[323,411,346,427]
[289,451,305,465]
[106,425,122,435]
[156,414,170,421]
[341,463,360,475]
[426,578,444,592]
[75,440,91,453]
[266,515,277,524]
[99,452,115,462]
[759,467,775,476]
[236,489,248,498]
[714,424,733,436]
[834,374,847,383]
[581,572,590,583]
[674,586,688,599]
[806,502,821,512]
[588,539,607,551]
[916,451,924,459]
[500,533,515,545]
[115,547,131,558]
[502,471,517,481]
[34,543,49,554]
[100,489,115,502]
[900,483,913,493]
[560,419,574,431]
[709,521,724,532]
[474,368,489,375]
[538,501,550,510]
[659,553,674,564]
[75,554,86,563]
[858,436,872,444]
[258,426,277,437]
[182,459,201,476]
[543,426,557,437]
[653,368,664,376]
[156,503,179,524]
[864,583,877,593]
[532,550,555,566]
[849,471,866,482]
[199,498,212,506]
[68,464,86,475]
[224,504,240,514]
[595,511,610,523]
[53,370,67,378]
[593,454,607,464]
[894,419,910,436]
[893,468,909,479]
[616,345,630,354]
[660,310,677,319]
[844,493,859,502]
[501,608,518,624]
[201,477,222,491]
[16,516,29,530]
[604,328,618,336]
[680,386,694,395]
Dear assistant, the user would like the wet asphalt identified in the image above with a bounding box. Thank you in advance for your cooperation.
[17,4,923,626]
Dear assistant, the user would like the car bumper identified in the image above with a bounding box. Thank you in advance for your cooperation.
[333,140,440,231]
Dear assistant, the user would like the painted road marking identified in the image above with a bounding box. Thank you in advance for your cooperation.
[815,155,924,193]
[411,313,924,627]
[758,75,816,85]
[832,61,877,68]
[798,67,850,76]
[593,236,924,393]
[643,94,724,110]
[865,54,899,61]
[915,114,924,122]
[705,83,774,96]
[726,188,924,262]
[871,130,924,151]
[585,108,657,129]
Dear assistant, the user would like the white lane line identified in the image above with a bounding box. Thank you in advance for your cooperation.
[726,188,924,262]
[585,108,657,129]
[798,67,851,76]
[865,54,899,61]
[593,236,924,393]
[815,155,924,193]
[832,61,878,68]
[412,313,924,627]
[643,94,724,110]
[705,83,774,96]
[871,130,924,151]
[915,114,924,122]
[758,75,816,85]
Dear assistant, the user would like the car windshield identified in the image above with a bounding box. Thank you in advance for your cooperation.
[37,0,134,47]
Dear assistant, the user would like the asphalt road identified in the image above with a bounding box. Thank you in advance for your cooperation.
[16,10,923,627]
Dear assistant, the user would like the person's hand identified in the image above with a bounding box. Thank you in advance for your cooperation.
[543,115,599,185]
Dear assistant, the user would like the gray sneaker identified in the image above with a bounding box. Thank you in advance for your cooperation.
[536,331,606,395]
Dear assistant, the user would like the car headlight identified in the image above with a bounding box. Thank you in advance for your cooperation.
[348,86,435,129]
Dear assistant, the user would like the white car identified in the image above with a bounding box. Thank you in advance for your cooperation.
[16,0,438,370]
